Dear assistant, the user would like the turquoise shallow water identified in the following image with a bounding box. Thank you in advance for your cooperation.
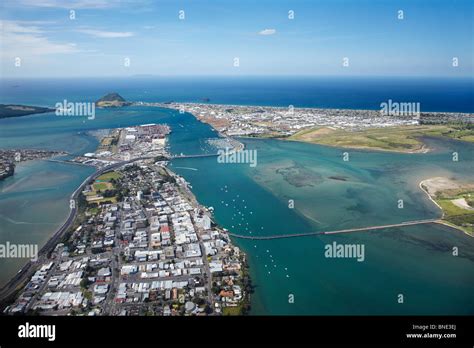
[171,137,474,315]
[0,87,473,314]
[0,160,95,282]
[0,106,218,286]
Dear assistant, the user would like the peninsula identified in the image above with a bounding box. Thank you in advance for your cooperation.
[0,149,67,181]
[136,102,474,153]
[0,104,55,119]
[1,124,250,316]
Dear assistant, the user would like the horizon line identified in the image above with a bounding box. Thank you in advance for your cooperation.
[1,74,473,80]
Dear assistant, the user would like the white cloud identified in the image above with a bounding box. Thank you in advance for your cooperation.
[0,20,79,56]
[76,29,134,38]
[258,28,276,36]
[1,20,43,34]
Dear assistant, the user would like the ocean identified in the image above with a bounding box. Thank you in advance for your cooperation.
[0,76,473,314]
[1,76,473,112]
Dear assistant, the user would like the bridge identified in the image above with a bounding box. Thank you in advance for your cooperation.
[46,159,92,166]
[47,153,220,163]
[227,218,441,240]
[171,153,219,159]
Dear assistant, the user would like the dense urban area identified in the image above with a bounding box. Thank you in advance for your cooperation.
[137,102,474,137]
[3,124,250,316]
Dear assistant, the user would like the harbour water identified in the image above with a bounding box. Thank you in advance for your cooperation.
[171,137,474,315]
[0,77,473,314]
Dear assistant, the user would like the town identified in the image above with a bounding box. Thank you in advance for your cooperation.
[135,102,473,138]
[137,102,420,137]
[71,123,171,168]
[3,125,250,316]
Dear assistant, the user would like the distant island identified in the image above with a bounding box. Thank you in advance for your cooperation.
[0,104,54,119]
[95,93,131,108]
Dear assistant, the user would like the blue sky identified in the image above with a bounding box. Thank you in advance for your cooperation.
[1,0,472,77]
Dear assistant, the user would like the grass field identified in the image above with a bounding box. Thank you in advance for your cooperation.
[87,207,100,215]
[287,125,474,153]
[92,182,111,191]
[438,199,471,216]
[96,172,122,181]
[90,197,117,204]
[84,171,120,205]
[435,192,474,236]
[222,305,243,316]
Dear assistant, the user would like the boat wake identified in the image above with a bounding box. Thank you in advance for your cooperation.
[174,167,198,171]
[0,214,58,225]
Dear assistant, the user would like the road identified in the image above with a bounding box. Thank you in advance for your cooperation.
[0,157,152,306]
[0,151,442,307]
[173,168,215,308]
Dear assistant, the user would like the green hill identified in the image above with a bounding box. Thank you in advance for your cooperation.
[95,93,131,108]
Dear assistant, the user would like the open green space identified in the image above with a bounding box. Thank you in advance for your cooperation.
[287,125,474,153]
[435,192,474,236]
[96,171,122,181]
[84,171,121,205]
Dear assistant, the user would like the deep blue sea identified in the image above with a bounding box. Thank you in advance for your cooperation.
[1,76,473,112]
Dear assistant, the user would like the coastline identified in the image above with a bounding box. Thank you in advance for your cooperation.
[181,107,474,240]
[165,106,474,235]
[133,100,474,115]
[0,150,68,184]
[167,166,252,314]
[419,180,444,213]
[0,104,55,119]
[0,131,251,314]
[160,104,427,154]
[0,164,14,181]
[236,132,431,154]
[1,102,472,313]
[419,178,474,237]
[236,131,432,154]
[280,136,431,154]
[150,103,473,155]
[0,159,132,307]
